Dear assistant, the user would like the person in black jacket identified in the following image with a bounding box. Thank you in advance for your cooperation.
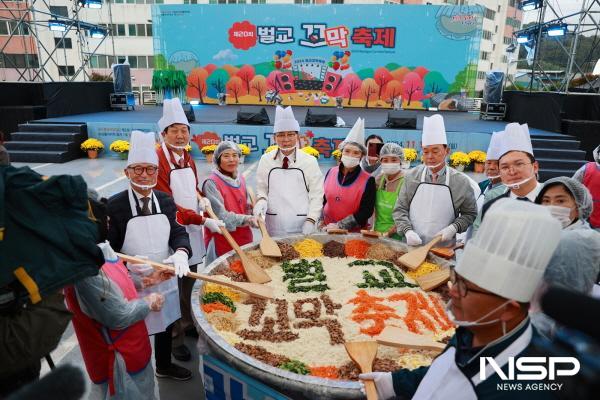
[107,130,193,381]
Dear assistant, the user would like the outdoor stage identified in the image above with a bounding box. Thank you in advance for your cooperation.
[34,104,563,162]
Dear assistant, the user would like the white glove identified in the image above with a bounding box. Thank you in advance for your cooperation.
[253,198,268,218]
[302,221,315,235]
[325,222,339,231]
[244,215,259,228]
[359,372,395,400]
[97,240,117,262]
[163,249,190,278]
[198,196,211,212]
[405,230,423,246]
[144,292,165,311]
[204,217,225,233]
[435,224,457,242]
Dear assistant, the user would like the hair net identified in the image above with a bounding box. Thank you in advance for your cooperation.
[214,141,241,165]
[379,143,404,161]
[339,141,367,156]
[536,176,594,222]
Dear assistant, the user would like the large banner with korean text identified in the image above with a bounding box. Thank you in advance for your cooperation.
[153,4,483,110]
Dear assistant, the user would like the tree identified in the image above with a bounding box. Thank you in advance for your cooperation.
[384,80,402,102]
[236,64,256,95]
[413,66,429,79]
[424,71,449,94]
[449,63,478,96]
[374,67,393,100]
[204,63,217,75]
[223,64,240,77]
[226,76,243,103]
[361,78,379,108]
[250,75,267,102]
[402,72,426,106]
[206,68,230,98]
[186,67,209,103]
[340,74,362,106]
[391,66,410,82]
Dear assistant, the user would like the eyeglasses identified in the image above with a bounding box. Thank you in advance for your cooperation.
[499,161,532,174]
[128,166,157,176]
[449,268,495,298]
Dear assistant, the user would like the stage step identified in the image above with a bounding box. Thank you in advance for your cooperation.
[536,157,586,170]
[539,168,583,182]
[533,148,587,160]
[7,122,88,163]
[530,133,577,141]
[531,138,581,150]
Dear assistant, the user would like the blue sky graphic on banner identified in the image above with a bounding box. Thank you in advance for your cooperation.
[152,4,483,109]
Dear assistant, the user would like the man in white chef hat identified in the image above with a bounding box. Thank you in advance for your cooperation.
[481,122,542,220]
[392,114,478,247]
[253,106,324,237]
[362,199,562,400]
[107,130,194,381]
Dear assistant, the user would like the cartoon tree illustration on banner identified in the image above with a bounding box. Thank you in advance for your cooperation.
[374,67,393,100]
[384,80,402,102]
[402,71,425,106]
[227,76,243,103]
[223,64,240,77]
[391,66,410,82]
[207,68,230,98]
[341,74,362,106]
[361,78,379,108]
[186,67,209,104]
[413,66,429,79]
[449,63,478,96]
[250,75,267,102]
[204,63,217,75]
[236,64,256,95]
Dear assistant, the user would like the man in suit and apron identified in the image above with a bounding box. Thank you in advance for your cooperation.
[361,199,563,400]
[253,106,324,237]
[156,98,224,362]
[107,130,193,381]
[393,114,478,247]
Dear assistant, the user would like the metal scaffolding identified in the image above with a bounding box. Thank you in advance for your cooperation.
[0,0,110,82]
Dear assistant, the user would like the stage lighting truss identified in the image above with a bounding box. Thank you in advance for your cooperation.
[514,21,569,44]
[78,0,103,8]
[544,22,568,37]
[48,19,67,32]
[89,27,107,39]
[519,0,543,12]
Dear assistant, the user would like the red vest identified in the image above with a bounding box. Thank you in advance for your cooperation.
[583,162,600,228]
[203,173,253,256]
[323,166,371,232]
[64,260,151,395]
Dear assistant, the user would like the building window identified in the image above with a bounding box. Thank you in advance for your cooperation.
[146,24,152,36]
[251,0,266,3]
[58,65,76,76]
[503,36,513,45]
[128,24,137,36]
[484,7,495,20]
[0,53,39,68]
[110,24,126,36]
[54,37,72,48]
[506,17,521,29]
[480,51,489,61]
[184,0,198,3]
[49,6,69,17]
[148,55,154,68]
[482,30,492,40]
[502,55,508,63]
[0,22,7,35]
[332,0,344,3]
[295,0,312,3]
[477,71,486,80]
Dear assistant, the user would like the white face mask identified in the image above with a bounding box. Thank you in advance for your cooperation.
[341,154,360,168]
[546,205,573,228]
[506,174,535,190]
[129,179,157,191]
[427,160,446,171]
[381,163,401,176]
[446,299,510,334]
[487,174,501,180]
[167,142,189,151]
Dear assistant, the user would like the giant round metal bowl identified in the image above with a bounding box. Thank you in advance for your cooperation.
[192,233,452,399]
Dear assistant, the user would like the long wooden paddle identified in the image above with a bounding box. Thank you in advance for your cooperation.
[246,188,282,258]
[416,268,451,291]
[197,194,272,284]
[397,235,442,270]
[376,327,446,351]
[344,341,379,400]
[360,230,388,239]
[116,253,273,299]
[430,242,465,260]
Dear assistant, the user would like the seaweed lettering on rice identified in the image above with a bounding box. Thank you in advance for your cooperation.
[282,259,330,293]
[348,259,418,289]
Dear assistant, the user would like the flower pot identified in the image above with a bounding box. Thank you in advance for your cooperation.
[401,160,411,170]
[474,162,485,173]
[239,155,245,164]
[455,164,465,172]
[87,149,99,159]
[205,153,214,163]
[118,152,128,160]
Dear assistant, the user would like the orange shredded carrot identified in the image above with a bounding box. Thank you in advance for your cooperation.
[202,303,232,314]
[310,366,339,379]
[348,290,401,336]
[344,239,371,259]
[229,259,245,274]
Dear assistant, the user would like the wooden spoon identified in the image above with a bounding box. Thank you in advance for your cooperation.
[416,268,451,291]
[430,242,465,259]
[116,253,273,299]
[397,235,442,270]
[197,194,272,284]
[376,327,446,351]
[327,228,348,234]
[360,230,388,238]
[246,188,282,258]
[344,341,379,400]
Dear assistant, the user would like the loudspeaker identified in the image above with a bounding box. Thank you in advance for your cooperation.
[322,72,343,96]
[305,108,337,127]
[237,106,270,125]
[182,104,195,123]
[276,72,295,93]
[385,111,417,129]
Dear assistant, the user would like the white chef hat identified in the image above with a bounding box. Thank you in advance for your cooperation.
[498,122,534,160]
[421,114,447,147]
[456,198,561,302]
[339,118,366,154]
[127,130,158,166]
[486,130,504,161]
[273,106,300,133]
[158,98,190,133]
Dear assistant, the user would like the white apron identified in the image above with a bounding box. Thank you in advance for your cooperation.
[161,143,205,265]
[121,188,181,335]
[265,167,310,237]
[409,166,456,246]
[412,324,532,400]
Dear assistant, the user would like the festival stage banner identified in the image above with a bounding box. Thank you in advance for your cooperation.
[153,4,483,110]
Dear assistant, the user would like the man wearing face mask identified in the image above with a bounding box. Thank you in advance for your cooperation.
[481,123,542,220]
[530,177,600,338]
[360,199,562,400]
[322,118,376,232]
[254,106,324,237]
[573,144,600,230]
[107,130,193,381]
[373,143,405,239]
[393,114,478,247]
